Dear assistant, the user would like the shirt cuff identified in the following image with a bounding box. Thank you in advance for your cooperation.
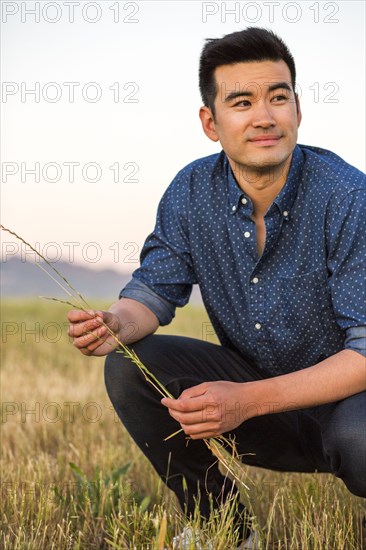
[344,326,366,358]
[119,277,176,326]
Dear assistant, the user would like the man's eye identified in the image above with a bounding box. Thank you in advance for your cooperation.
[272,95,287,102]
[234,100,251,107]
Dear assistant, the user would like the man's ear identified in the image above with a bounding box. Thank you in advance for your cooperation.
[295,94,302,127]
[199,106,220,142]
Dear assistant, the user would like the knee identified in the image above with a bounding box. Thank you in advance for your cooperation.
[328,434,366,498]
[327,424,366,464]
[104,334,165,394]
[325,394,366,462]
[105,346,157,433]
[324,397,366,498]
[104,334,173,414]
[104,346,144,406]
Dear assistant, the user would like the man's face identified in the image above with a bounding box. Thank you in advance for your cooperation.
[200,60,302,177]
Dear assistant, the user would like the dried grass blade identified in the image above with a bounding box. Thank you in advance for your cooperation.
[40,296,82,309]
[3,224,250,493]
[0,224,88,307]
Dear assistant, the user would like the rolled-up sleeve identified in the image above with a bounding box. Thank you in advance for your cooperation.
[119,169,197,326]
[326,189,366,357]
[344,326,366,358]
[119,277,176,326]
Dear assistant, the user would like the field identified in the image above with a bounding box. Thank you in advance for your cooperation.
[1,300,365,549]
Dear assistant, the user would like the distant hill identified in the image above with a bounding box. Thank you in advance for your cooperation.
[1,257,129,300]
[1,256,203,304]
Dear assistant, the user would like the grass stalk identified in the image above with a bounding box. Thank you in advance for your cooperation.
[1,225,250,494]
[0,225,88,310]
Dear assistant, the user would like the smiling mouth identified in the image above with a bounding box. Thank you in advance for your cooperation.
[249,136,282,146]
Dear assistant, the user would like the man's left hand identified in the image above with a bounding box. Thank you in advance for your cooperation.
[161,381,251,439]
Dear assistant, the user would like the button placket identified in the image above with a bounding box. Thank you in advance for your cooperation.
[249,269,262,338]
[249,262,273,366]
[261,211,283,257]
[256,271,277,368]
[237,211,257,261]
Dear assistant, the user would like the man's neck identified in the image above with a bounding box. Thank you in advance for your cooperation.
[229,155,292,217]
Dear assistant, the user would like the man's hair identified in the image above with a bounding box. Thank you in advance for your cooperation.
[199,27,296,116]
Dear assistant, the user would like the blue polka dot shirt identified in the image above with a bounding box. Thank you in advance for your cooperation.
[120,145,366,374]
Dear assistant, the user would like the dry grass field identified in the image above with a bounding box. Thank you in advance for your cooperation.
[1,299,364,549]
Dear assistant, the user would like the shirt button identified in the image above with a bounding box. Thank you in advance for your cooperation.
[255,323,262,330]
[244,231,251,238]
[232,205,237,211]
[283,211,289,217]
[241,197,248,205]
[252,277,259,284]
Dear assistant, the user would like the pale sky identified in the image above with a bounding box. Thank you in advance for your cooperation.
[1,0,365,272]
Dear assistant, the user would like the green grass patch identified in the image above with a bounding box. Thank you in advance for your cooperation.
[1,300,364,549]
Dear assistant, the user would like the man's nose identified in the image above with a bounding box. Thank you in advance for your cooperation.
[251,101,276,128]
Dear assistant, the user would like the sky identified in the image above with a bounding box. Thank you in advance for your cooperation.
[1,0,365,273]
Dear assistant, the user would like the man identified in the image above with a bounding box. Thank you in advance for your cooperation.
[68,28,366,548]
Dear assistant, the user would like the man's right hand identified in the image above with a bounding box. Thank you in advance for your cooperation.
[67,309,121,356]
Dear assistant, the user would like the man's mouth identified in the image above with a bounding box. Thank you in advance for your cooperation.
[249,135,282,146]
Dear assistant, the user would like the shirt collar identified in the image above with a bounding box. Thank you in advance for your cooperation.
[226,157,251,215]
[273,145,304,218]
[226,145,304,218]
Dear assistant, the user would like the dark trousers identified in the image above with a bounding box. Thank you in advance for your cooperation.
[104,334,366,527]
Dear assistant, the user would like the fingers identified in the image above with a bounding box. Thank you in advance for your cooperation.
[162,396,220,434]
[73,325,109,350]
[68,316,104,338]
[67,307,122,356]
[161,390,222,439]
[67,309,96,323]
[179,384,208,400]
[67,308,108,352]
[166,408,207,426]
[182,425,220,439]
[161,395,210,413]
